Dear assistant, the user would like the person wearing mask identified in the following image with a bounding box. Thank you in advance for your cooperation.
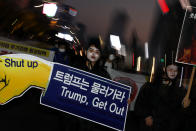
[52,42,69,65]
[153,64,186,131]
[72,37,112,131]
[74,37,111,79]
[104,54,115,75]
[135,63,186,131]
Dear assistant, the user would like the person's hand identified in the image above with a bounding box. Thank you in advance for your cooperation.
[182,96,191,108]
[127,98,132,105]
[179,0,192,11]
[0,54,52,105]
[145,116,153,127]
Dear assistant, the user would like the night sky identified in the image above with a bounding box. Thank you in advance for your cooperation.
[64,0,156,44]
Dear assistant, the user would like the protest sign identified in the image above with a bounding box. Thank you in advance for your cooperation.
[0,54,131,131]
[41,63,131,131]
[0,39,54,61]
[176,6,196,65]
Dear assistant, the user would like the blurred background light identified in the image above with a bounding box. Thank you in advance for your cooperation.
[43,3,58,17]
[55,33,73,41]
[110,34,121,51]
[145,42,149,59]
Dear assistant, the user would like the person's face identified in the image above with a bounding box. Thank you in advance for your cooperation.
[87,45,100,62]
[58,44,66,52]
[166,65,178,80]
[59,44,66,49]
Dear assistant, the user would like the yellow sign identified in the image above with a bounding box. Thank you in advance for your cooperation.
[0,54,52,104]
[0,40,50,57]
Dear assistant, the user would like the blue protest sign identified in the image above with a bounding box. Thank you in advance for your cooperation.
[41,63,131,131]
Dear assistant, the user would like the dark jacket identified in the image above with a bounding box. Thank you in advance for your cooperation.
[51,48,69,65]
[73,58,111,79]
[184,83,196,131]
[135,81,186,131]
[0,88,65,131]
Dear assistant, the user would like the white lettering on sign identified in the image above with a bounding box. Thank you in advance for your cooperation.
[109,103,125,116]
[92,97,107,110]
[61,86,88,105]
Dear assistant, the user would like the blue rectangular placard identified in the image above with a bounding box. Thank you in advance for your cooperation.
[40,63,131,131]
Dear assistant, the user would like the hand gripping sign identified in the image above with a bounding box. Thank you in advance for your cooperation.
[0,54,131,131]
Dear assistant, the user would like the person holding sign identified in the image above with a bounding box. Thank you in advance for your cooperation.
[183,81,196,131]
[182,67,196,131]
[0,54,66,131]
[135,62,186,131]
[74,37,111,79]
[71,37,113,131]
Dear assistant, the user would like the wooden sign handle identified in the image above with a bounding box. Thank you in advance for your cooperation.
[182,67,195,108]
[185,67,195,98]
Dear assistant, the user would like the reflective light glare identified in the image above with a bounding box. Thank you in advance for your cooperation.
[164,54,167,68]
[110,35,121,51]
[70,31,75,34]
[179,67,184,87]
[69,8,78,16]
[99,35,104,48]
[136,56,141,72]
[55,33,73,41]
[158,0,169,13]
[80,50,83,56]
[43,3,57,17]
[118,44,126,56]
[132,53,135,68]
[74,36,80,45]
[52,18,59,21]
[34,4,43,8]
[64,25,71,29]
[150,57,156,83]
[145,42,149,59]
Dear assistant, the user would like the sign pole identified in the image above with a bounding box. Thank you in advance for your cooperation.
[182,66,195,108]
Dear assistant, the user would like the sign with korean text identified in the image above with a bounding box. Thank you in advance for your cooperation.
[41,63,131,131]
[0,39,54,61]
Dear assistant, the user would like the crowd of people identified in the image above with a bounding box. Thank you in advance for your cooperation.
[48,36,196,131]
[1,0,196,131]
[0,33,195,131]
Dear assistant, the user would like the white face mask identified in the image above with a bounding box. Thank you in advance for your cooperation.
[166,65,178,80]
[87,46,100,62]
[109,54,115,61]
[59,48,65,53]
